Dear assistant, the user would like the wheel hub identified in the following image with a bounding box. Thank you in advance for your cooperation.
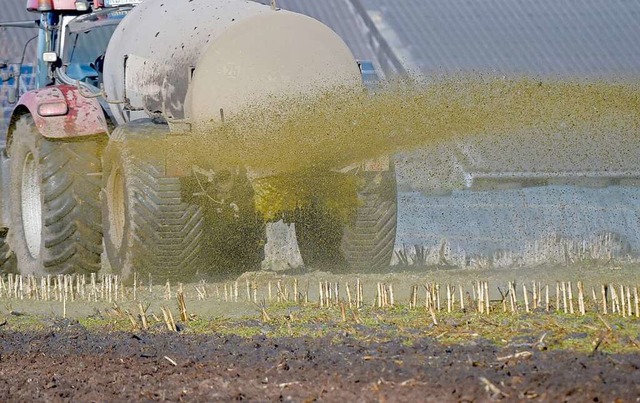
[21,151,42,259]
[107,167,126,249]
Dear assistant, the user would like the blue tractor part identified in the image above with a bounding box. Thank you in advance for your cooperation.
[0,64,37,139]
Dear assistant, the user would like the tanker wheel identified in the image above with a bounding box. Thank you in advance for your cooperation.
[186,170,266,279]
[7,115,103,275]
[295,168,397,272]
[102,133,204,283]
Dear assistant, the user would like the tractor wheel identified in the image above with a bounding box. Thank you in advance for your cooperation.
[7,115,103,275]
[102,129,204,283]
[295,168,397,272]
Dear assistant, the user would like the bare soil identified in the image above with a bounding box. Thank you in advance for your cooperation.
[1,319,639,402]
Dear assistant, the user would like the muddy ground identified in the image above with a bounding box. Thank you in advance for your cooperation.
[1,265,639,401]
[0,317,638,402]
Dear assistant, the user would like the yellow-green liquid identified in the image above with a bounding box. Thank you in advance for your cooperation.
[185,76,638,216]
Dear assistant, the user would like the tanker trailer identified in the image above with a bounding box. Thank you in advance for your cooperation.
[96,0,397,280]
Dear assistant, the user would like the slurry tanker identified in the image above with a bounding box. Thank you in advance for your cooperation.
[0,0,397,280]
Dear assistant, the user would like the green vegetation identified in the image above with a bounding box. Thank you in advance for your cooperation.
[2,301,638,354]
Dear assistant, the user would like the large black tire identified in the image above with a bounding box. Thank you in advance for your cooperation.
[102,124,204,283]
[296,168,397,272]
[7,115,103,275]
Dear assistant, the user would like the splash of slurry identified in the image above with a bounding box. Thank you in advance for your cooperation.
[153,75,639,218]
[181,76,639,172]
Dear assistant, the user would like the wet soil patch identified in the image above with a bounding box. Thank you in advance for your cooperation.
[1,322,638,401]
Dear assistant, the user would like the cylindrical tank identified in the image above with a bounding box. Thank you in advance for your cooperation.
[103,0,361,127]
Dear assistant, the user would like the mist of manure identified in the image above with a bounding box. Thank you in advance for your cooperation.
[156,75,640,220]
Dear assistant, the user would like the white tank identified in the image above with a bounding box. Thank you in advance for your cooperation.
[103,0,362,127]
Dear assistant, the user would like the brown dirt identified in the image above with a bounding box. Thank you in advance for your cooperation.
[1,320,639,402]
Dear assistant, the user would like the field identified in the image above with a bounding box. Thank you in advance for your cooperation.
[1,264,639,401]
[1,0,639,400]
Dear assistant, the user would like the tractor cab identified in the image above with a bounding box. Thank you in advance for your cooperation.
[60,7,129,87]
[0,0,142,136]
[24,0,141,89]
[0,0,143,139]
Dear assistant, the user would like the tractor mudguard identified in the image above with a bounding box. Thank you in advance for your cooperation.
[8,85,108,140]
